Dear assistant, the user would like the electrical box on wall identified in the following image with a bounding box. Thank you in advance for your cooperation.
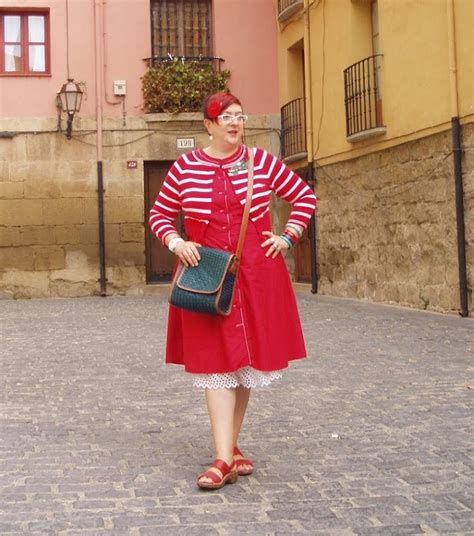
[114,80,126,96]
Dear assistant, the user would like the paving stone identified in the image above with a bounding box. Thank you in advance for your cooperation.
[159,495,226,506]
[0,523,25,533]
[216,521,300,534]
[436,510,474,531]
[57,529,110,536]
[406,493,467,513]
[354,525,425,535]
[53,512,112,529]
[139,526,219,536]
[112,513,178,529]
[267,503,335,521]
[298,516,359,531]
[371,511,459,531]
[71,500,119,510]
[1,294,473,534]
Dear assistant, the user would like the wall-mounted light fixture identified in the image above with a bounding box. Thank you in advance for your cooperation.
[58,78,83,139]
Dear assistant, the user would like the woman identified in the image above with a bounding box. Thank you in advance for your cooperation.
[149,92,316,490]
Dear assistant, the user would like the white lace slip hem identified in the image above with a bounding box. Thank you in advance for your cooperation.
[192,366,283,390]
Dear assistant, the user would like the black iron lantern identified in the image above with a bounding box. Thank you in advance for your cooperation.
[58,78,83,139]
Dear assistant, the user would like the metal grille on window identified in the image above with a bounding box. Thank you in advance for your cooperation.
[151,0,178,57]
[183,0,211,57]
[151,0,211,58]
[343,55,383,137]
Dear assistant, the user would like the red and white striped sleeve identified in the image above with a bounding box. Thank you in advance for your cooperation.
[269,154,317,228]
[149,162,182,244]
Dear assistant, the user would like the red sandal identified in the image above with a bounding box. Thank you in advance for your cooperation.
[197,459,238,490]
[233,446,254,476]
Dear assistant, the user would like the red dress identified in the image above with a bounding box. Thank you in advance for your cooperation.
[165,150,307,374]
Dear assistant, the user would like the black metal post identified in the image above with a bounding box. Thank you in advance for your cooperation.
[66,113,74,139]
[307,162,318,294]
[97,161,107,296]
[451,117,468,316]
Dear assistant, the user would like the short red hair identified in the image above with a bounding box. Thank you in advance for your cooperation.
[203,92,242,121]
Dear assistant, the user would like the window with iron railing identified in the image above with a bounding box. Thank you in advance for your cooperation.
[343,55,385,139]
[281,98,307,160]
[277,0,304,21]
[278,0,303,14]
[151,0,212,58]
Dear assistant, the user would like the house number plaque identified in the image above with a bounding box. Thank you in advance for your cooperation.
[177,138,195,149]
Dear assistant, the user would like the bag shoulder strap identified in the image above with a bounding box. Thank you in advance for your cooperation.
[234,147,254,261]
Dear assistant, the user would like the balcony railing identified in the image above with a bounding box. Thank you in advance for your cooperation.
[143,55,224,71]
[281,98,306,160]
[343,55,385,139]
[278,0,304,21]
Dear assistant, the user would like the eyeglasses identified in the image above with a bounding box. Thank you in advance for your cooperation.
[217,114,248,124]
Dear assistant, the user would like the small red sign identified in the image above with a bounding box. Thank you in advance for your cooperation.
[127,160,138,169]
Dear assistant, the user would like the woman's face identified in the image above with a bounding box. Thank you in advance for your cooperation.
[205,103,245,147]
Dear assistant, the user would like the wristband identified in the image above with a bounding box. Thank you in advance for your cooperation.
[284,228,299,243]
[286,223,303,238]
[168,237,185,253]
[280,234,294,249]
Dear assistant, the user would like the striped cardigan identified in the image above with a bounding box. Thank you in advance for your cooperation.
[149,145,316,244]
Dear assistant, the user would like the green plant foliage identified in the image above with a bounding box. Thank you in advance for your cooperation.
[142,59,231,114]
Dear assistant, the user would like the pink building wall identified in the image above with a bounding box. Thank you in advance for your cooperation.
[0,0,150,118]
[0,0,279,118]
[213,0,280,114]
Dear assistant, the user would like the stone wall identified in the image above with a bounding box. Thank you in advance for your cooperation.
[0,114,280,298]
[315,123,473,313]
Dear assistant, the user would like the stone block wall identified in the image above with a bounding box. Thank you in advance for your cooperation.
[0,114,280,298]
[315,124,473,313]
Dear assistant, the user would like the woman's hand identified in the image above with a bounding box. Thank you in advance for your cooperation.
[261,231,289,259]
[174,241,202,267]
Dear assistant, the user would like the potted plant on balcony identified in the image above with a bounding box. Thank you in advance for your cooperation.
[142,57,230,115]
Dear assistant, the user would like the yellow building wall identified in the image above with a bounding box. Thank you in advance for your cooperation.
[276,0,473,313]
[278,21,306,104]
[277,0,474,164]
[379,0,449,136]
[453,0,474,117]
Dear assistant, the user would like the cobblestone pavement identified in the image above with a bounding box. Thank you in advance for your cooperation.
[1,292,473,536]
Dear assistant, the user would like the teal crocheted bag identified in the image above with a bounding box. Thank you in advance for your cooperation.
[169,247,237,316]
[168,148,254,316]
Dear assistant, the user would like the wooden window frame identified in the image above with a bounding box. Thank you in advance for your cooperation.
[0,8,51,77]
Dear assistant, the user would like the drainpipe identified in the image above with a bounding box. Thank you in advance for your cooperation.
[102,0,122,107]
[94,0,107,296]
[447,0,468,316]
[303,0,318,293]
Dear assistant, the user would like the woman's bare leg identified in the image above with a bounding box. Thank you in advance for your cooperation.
[233,386,253,472]
[198,388,236,484]
[233,386,251,444]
